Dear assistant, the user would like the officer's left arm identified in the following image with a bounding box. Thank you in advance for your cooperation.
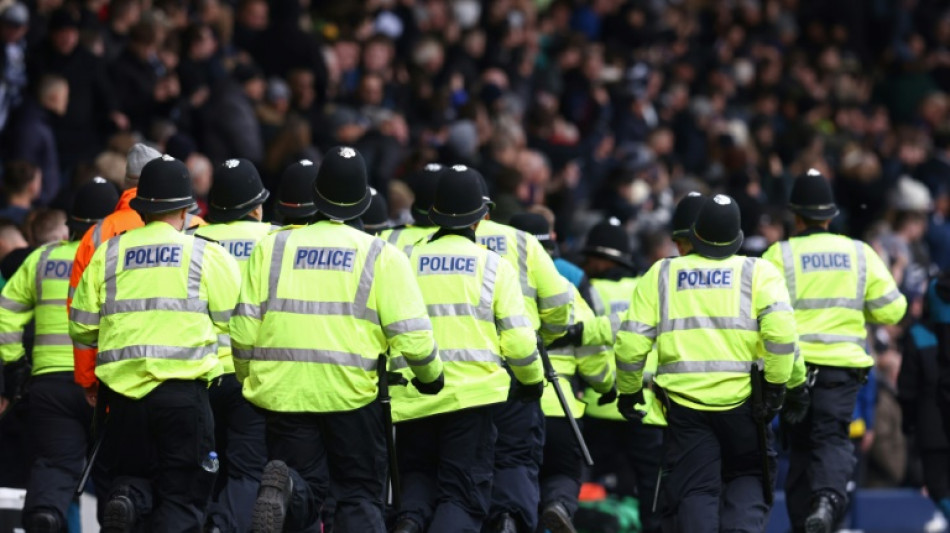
[68,246,106,349]
[230,235,269,382]
[862,243,908,325]
[572,290,614,393]
[494,259,543,385]
[528,236,574,345]
[376,246,442,384]
[0,249,39,364]
[613,263,659,394]
[755,259,798,386]
[203,243,241,350]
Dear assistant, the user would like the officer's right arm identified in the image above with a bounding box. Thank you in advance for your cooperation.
[862,242,907,325]
[0,249,39,365]
[582,314,618,346]
[69,227,100,388]
[528,236,574,345]
[69,246,106,387]
[613,264,659,394]
[494,258,543,385]
[230,235,268,383]
[755,260,797,386]
[572,292,614,393]
[202,243,241,352]
[376,246,442,384]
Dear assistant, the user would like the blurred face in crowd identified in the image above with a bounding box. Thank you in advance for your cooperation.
[289,69,315,110]
[334,40,360,73]
[51,27,79,55]
[358,74,384,107]
[0,21,27,44]
[189,25,217,61]
[41,80,69,115]
[362,40,393,74]
[243,77,265,103]
[187,153,212,198]
[238,0,267,31]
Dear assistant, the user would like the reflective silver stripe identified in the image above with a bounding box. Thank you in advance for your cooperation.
[386,228,402,245]
[516,231,532,299]
[242,347,377,370]
[234,303,262,319]
[403,245,414,257]
[91,221,103,249]
[427,302,492,321]
[780,241,796,303]
[740,257,755,318]
[97,344,216,365]
[590,289,606,316]
[68,286,75,301]
[74,341,96,350]
[266,231,291,309]
[666,316,758,332]
[548,347,573,356]
[353,239,385,323]
[576,345,607,357]
[232,348,253,360]
[657,259,671,330]
[538,290,572,310]
[854,240,866,303]
[794,345,801,362]
[657,359,758,375]
[34,244,59,302]
[497,315,532,331]
[799,333,865,345]
[620,320,656,337]
[383,317,432,337]
[608,313,621,338]
[406,346,438,367]
[796,298,862,311]
[759,301,793,317]
[267,299,381,323]
[104,238,120,304]
[439,348,502,364]
[188,239,206,299]
[481,252,499,313]
[865,289,902,311]
[217,334,230,348]
[184,213,195,230]
[764,341,796,355]
[210,309,232,322]
[0,331,22,343]
[69,308,100,325]
[0,296,29,312]
[103,298,208,316]
[617,360,646,372]
[540,323,569,334]
[585,365,610,385]
[509,349,539,367]
[35,333,72,346]
[38,298,68,306]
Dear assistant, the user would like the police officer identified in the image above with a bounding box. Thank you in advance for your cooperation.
[379,163,443,255]
[390,165,543,533]
[615,194,800,532]
[475,179,574,533]
[275,159,319,225]
[361,187,391,236]
[508,213,614,533]
[763,170,906,533]
[509,210,591,297]
[192,158,273,533]
[0,178,117,532]
[69,155,241,532]
[231,147,444,533]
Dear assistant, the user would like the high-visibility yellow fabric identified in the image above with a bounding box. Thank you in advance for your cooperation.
[763,232,906,370]
[589,277,639,316]
[391,234,541,421]
[476,220,573,344]
[230,220,442,413]
[0,241,79,375]
[193,220,277,374]
[379,225,438,257]
[69,222,241,399]
[614,254,798,411]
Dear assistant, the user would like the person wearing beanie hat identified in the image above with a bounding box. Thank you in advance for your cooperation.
[276,159,319,225]
[125,143,163,190]
[0,176,121,532]
[191,158,275,533]
[763,171,907,533]
[235,145,444,533]
[360,187,391,236]
[389,164,543,533]
[68,154,243,532]
[507,212,615,533]
[612,193,800,532]
[378,163,444,256]
[473,169,575,533]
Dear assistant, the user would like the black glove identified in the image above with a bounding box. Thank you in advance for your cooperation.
[2,359,30,402]
[597,386,617,406]
[510,380,544,403]
[757,382,786,423]
[547,323,584,349]
[617,391,646,422]
[781,385,810,425]
[412,373,444,395]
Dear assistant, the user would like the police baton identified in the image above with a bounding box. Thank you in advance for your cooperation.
[377,354,401,509]
[750,360,774,505]
[538,336,594,467]
[75,425,106,498]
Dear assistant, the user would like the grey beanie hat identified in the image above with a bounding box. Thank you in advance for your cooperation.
[126,143,163,183]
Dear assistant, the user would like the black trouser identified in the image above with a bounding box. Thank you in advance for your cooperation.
[22,372,95,525]
[922,450,950,502]
[98,380,217,532]
[539,417,583,518]
[207,374,266,532]
[263,401,387,533]
[664,400,774,533]
[487,398,545,532]
[396,405,497,532]
[583,417,663,533]
[785,366,862,528]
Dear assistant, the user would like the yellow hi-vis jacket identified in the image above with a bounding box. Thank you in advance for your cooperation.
[379,225,438,257]
[0,241,79,375]
[69,222,241,399]
[391,234,542,421]
[193,220,279,374]
[544,287,613,418]
[614,254,801,411]
[476,219,573,344]
[763,231,907,368]
[230,220,442,413]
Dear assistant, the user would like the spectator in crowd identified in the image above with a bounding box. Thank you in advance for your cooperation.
[0,3,30,132]
[0,160,41,225]
[24,207,67,245]
[3,75,66,205]
[867,348,908,488]
[201,62,264,165]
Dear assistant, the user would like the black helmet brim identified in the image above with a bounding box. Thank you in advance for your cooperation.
[428,204,489,229]
[129,196,197,215]
[581,245,636,270]
[207,189,270,223]
[689,227,744,259]
[789,203,839,221]
[313,186,372,221]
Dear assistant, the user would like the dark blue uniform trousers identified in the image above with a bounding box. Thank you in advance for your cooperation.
[263,401,387,533]
[664,400,774,533]
[539,417,583,517]
[396,405,497,532]
[488,398,545,531]
[207,374,266,532]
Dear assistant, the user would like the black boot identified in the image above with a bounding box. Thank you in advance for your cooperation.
[252,460,294,533]
[391,517,421,533]
[539,502,576,533]
[804,493,838,533]
[492,512,519,533]
[24,509,61,533]
[102,494,137,533]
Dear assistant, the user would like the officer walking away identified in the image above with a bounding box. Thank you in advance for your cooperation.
[193,158,273,533]
[510,209,591,299]
[379,163,443,255]
[763,170,907,533]
[69,155,241,532]
[615,194,800,532]
[361,187,391,236]
[0,177,117,532]
[231,146,444,533]
[275,159,319,225]
[390,165,543,533]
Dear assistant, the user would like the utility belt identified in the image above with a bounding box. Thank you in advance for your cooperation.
[805,364,870,388]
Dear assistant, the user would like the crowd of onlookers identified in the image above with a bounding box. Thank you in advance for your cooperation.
[0,0,950,497]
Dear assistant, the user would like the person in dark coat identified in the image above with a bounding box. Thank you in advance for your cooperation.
[109,20,177,134]
[200,63,265,165]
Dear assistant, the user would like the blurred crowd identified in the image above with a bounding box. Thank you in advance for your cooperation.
[0,0,950,497]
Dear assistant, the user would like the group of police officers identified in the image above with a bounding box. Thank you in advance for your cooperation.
[0,141,907,533]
